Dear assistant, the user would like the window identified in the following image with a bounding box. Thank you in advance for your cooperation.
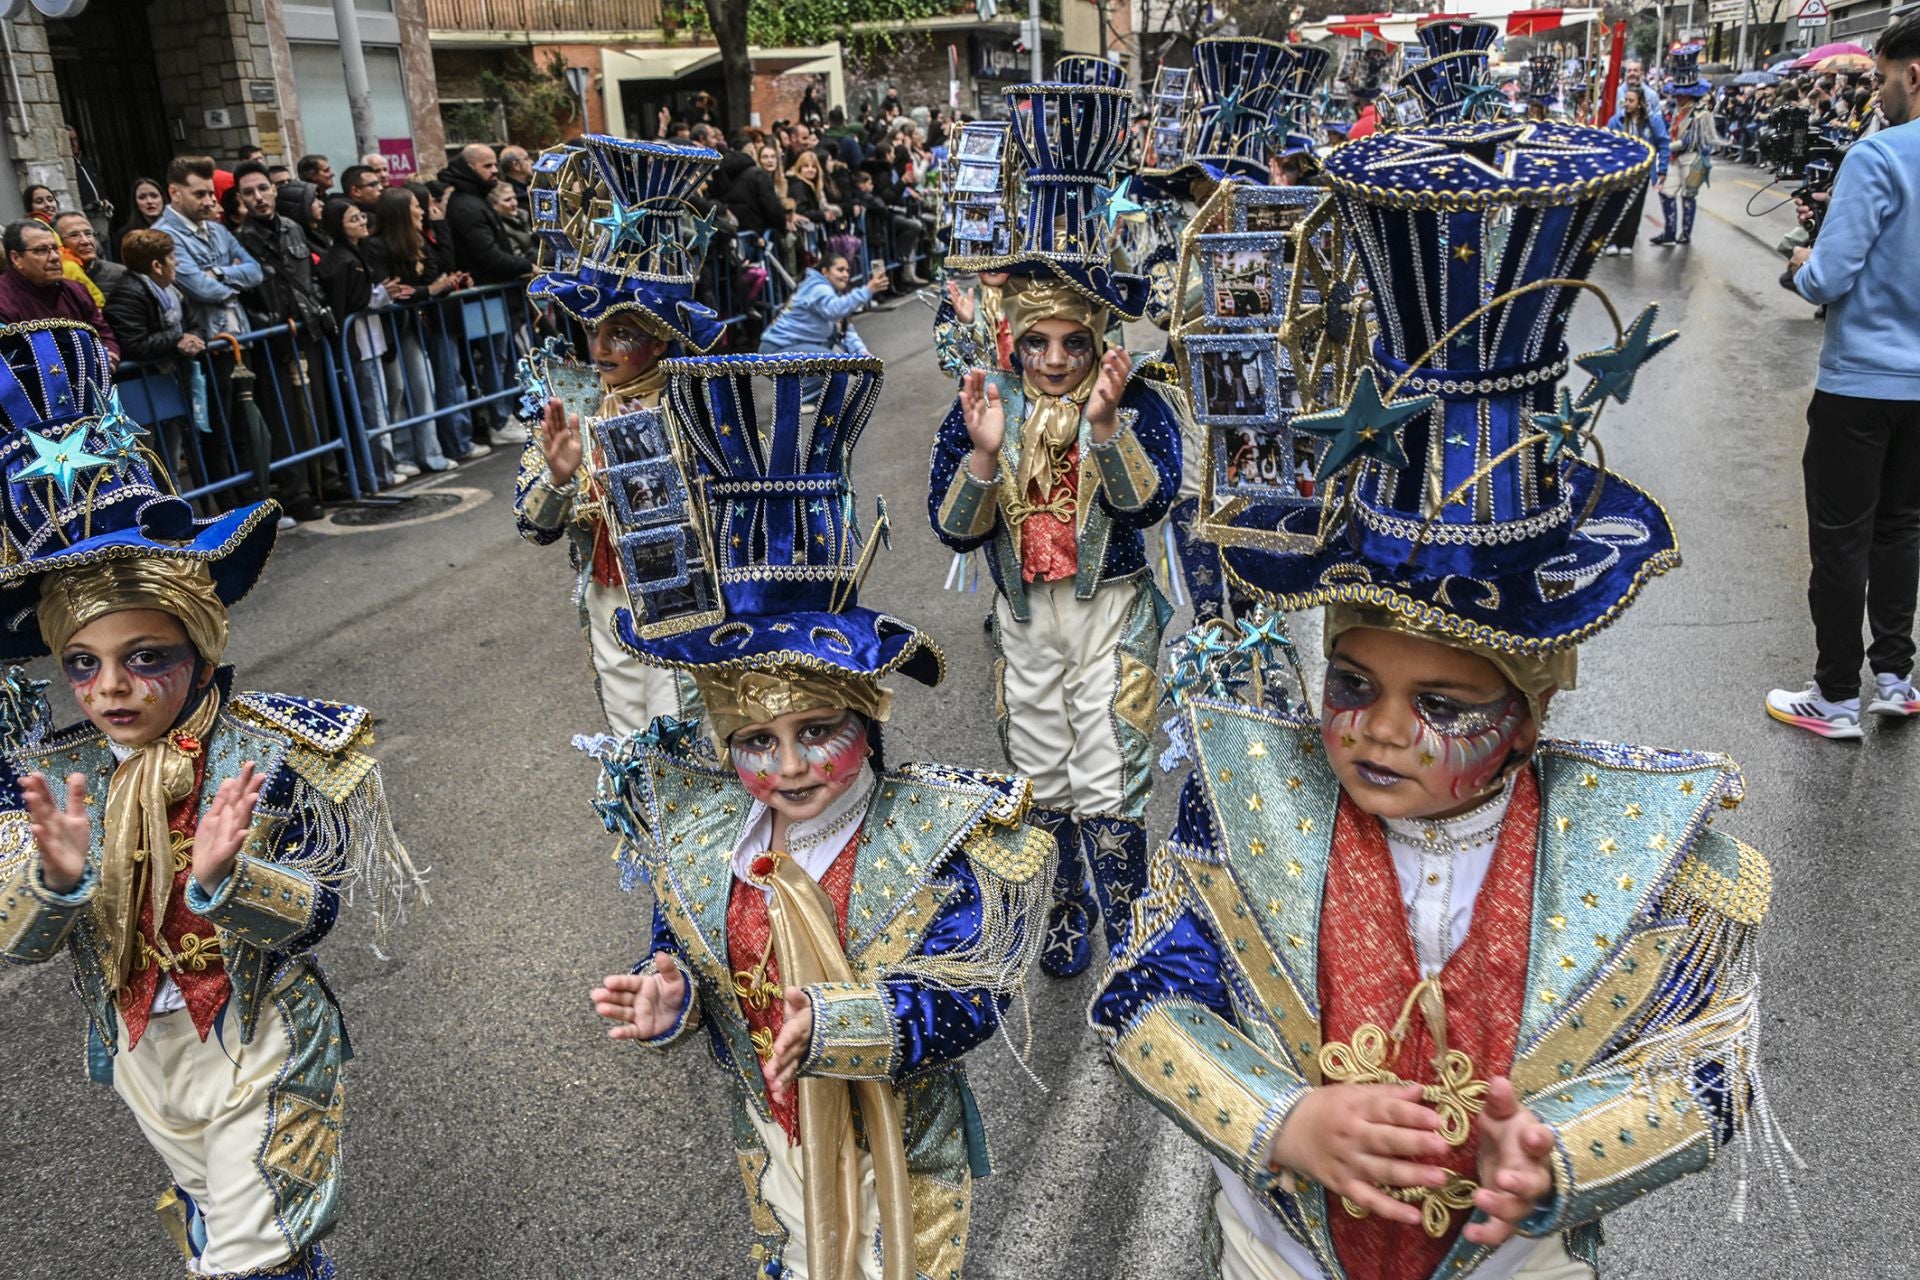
[290,42,413,175]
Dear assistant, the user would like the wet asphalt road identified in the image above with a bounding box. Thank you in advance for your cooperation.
[2,168,1911,1280]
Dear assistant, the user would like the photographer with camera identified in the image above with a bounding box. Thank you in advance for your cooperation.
[1767,14,1920,739]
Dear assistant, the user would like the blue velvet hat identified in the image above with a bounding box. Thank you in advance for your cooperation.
[1524,54,1560,104]
[527,135,725,352]
[989,82,1150,320]
[1056,53,1130,90]
[1218,120,1681,656]
[0,321,277,661]
[1188,37,1299,179]
[1667,43,1711,97]
[613,354,943,687]
[1396,21,1505,123]
[1274,43,1333,157]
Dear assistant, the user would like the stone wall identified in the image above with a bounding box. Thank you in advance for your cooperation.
[147,0,279,161]
[2,13,79,211]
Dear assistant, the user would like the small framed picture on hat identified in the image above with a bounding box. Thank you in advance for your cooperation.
[1185,332,1278,426]
[957,128,1005,162]
[1157,67,1191,99]
[954,206,995,243]
[1382,88,1427,128]
[595,409,675,466]
[619,526,721,635]
[1235,186,1320,236]
[955,161,1001,195]
[1152,124,1185,161]
[606,457,690,529]
[1196,232,1286,329]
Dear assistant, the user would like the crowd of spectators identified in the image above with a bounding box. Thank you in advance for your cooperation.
[2,143,545,525]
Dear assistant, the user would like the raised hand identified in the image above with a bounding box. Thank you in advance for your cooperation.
[1085,348,1132,442]
[1267,1083,1452,1227]
[541,396,583,486]
[1463,1077,1557,1246]
[191,761,265,895]
[960,369,1004,481]
[764,986,813,1103]
[946,279,975,325]
[591,954,689,1041]
[866,262,890,295]
[21,772,90,894]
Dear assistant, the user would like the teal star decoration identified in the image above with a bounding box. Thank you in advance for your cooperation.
[592,196,648,249]
[16,427,114,500]
[685,205,717,258]
[1212,88,1255,137]
[1094,177,1145,230]
[1461,83,1510,119]
[91,384,149,472]
[1530,387,1597,464]
[1574,304,1677,409]
[1293,367,1436,482]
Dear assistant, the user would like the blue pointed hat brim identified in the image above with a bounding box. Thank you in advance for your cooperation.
[1220,461,1678,656]
[0,500,279,662]
[612,606,946,689]
[527,276,724,353]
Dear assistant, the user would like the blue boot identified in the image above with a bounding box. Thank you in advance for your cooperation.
[1679,197,1697,244]
[1651,195,1679,246]
[1081,815,1149,956]
[1033,808,1094,978]
[1168,496,1226,622]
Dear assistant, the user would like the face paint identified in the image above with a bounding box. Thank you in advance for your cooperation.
[800,714,867,783]
[731,738,782,803]
[1017,329,1097,389]
[729,711,871,818]
[62,620,204,747]
[1320,663,1376,754]
[1409,690,1526,801]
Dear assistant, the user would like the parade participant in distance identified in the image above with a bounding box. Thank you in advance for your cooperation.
[589,353,1048,1279]
[931,80,1184,979]
[516,135,726,734]
[0,319,420,1280]
[1093,108,1790,1280]
[1651,44,1720,247]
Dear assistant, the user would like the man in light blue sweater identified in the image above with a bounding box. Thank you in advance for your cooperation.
[1768,13,1920,739]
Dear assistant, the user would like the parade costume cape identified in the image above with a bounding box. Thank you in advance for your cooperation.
[589,353,1048,1279]
[526,134,725,352]
[1090,707,1776,1277]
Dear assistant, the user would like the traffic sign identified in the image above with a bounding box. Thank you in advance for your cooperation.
[1795,0,1828,18]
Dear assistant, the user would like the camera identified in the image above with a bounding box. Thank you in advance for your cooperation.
[1756,103,1811,176]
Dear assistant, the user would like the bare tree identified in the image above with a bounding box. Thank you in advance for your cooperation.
[703,0,754,132]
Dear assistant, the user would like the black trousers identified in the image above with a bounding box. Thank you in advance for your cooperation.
[1803,388,1920,699]
[1611,181,1650,249]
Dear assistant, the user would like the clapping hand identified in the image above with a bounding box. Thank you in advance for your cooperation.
[1085,348,1132,442]
[1267,1083,1452,1227]
[1462,1078,1557,1246]
[191,761,265,895]
[591,953,689,1041]
[765,987,813,1103]
[945,279,974,324]
[21,772,90,894]
[959,369,1004,480]
[541,396,583,486]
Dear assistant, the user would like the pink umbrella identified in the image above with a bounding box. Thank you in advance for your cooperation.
[1791,41,1868,69]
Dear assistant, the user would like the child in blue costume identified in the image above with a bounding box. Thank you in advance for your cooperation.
[929,79,1185,980]
[0,320,419,1279]
[1092,115,1794,1280]
[587,354,1050,1279]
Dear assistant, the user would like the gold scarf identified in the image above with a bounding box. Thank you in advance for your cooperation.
[1003,279,1108,523]
[765,853,913,1280]
[598,357,668,416]
[92,691,223,991]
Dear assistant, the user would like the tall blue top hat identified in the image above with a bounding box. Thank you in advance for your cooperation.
[1397,21,1504,122]
[991,82,1151,320]
[1188,37,1302,180]
[0,321,277,660]
[527,135,725,352]
[1524,54,1560,104]
[1219,120,1682,656]
[1274,43,1333,157]
[613,354,943,687]
[1056,53,1130,90]
[1667,42,1710,97]
[1347,45,1396,101]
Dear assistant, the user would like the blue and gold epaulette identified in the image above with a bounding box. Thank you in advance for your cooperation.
[229,692,378,805]
[890,762,1030,827]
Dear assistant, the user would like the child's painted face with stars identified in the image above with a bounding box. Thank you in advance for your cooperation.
[728,707,871,823]
[1319,627,1538,821]
[60,608,209,747]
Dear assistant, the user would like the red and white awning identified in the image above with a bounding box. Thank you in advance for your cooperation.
[1302,7,1602,43]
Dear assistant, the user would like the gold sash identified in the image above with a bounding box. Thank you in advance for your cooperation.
[764,853,913,1280]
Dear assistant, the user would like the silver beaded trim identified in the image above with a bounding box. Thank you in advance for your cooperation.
[709,476,845,497]
[1395,358,1569,397]
[1354,491,1573,546]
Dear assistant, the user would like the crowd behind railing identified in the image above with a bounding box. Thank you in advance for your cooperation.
[2,96,951,524]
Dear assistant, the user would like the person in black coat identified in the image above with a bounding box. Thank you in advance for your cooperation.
[434,144,532,285]
[102,228,206,366]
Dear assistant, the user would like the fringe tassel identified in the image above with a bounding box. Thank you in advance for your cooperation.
[283,766,428,959]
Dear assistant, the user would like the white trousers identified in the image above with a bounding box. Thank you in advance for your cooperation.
[743,1103,884,1280]
[111,1000,302,1276]
[584,577,692,738]
[993,578,1139,815]
[1212,1190,1594,1280]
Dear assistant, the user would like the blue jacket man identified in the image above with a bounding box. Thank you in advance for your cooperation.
[151,156,262,335]
[1767,16,1920,737]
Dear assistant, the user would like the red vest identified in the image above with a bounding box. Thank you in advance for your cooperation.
[1317,769,1540,1280]
[726,834,861,1143]
[119,758,231,1048]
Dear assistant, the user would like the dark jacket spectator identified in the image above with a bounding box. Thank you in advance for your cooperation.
[435,145,532,283]
[722,142,788,236]
[316,200,376,324]
[0,218,120,357]
[231,164,333,336]
[277,180,329,254]
[103,228,204,365]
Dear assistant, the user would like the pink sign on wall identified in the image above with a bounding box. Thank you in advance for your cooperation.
[378,138,418,178]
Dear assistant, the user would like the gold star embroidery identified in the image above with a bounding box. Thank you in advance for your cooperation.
[1647,833,1669,851]
[1539,988,1558,1005]
[1267,897,1284,914]
[1548,913,1567,931]
[1453,243,1476,262]
[1598,838,1617,855]
[1554,816,1571,834]
[1623,803,1643,819]
[1287,776,1303,791]
[1247,793,1264,813]
[719,423,733,436]
[1296,818,1314,834]
[1588,235,1608,254]
[1248,741,1268,758]
[1582,773,1599,789]
[1617,875,1636,892]
[1559,955,1577,970]
[1218,768,1233,784]
[1678,778,1696,795]
[1287,933,1304,949]
[1582,891,1600,908]
[1249,839,1267,857]
[1594,933,1611,949]
[1287,858,1303,878]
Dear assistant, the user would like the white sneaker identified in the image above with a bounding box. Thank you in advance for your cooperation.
[276,515,297,531]
[1868,673,1920,717]
[1621,246,1633,256]
[487,422,532,446]
[1765,681,1863,740]
[462,441,494,458]
[392,463,422,479]
[1603,245,1621,257]
[423,458,458,472]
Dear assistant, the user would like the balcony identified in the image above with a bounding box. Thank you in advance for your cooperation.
[425,0,665,34]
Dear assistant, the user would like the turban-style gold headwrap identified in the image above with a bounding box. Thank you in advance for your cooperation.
[1001,278,1110,521]
[37,557,229,667]
[694,666,893,746]
[37,558,230,992]
[1323,602,1576,724]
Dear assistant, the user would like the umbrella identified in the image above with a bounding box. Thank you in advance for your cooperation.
[1769,57,1801,73]
[1792,40,1867,68]
[1815,52,1874,73]
[1733,69,1781,85]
